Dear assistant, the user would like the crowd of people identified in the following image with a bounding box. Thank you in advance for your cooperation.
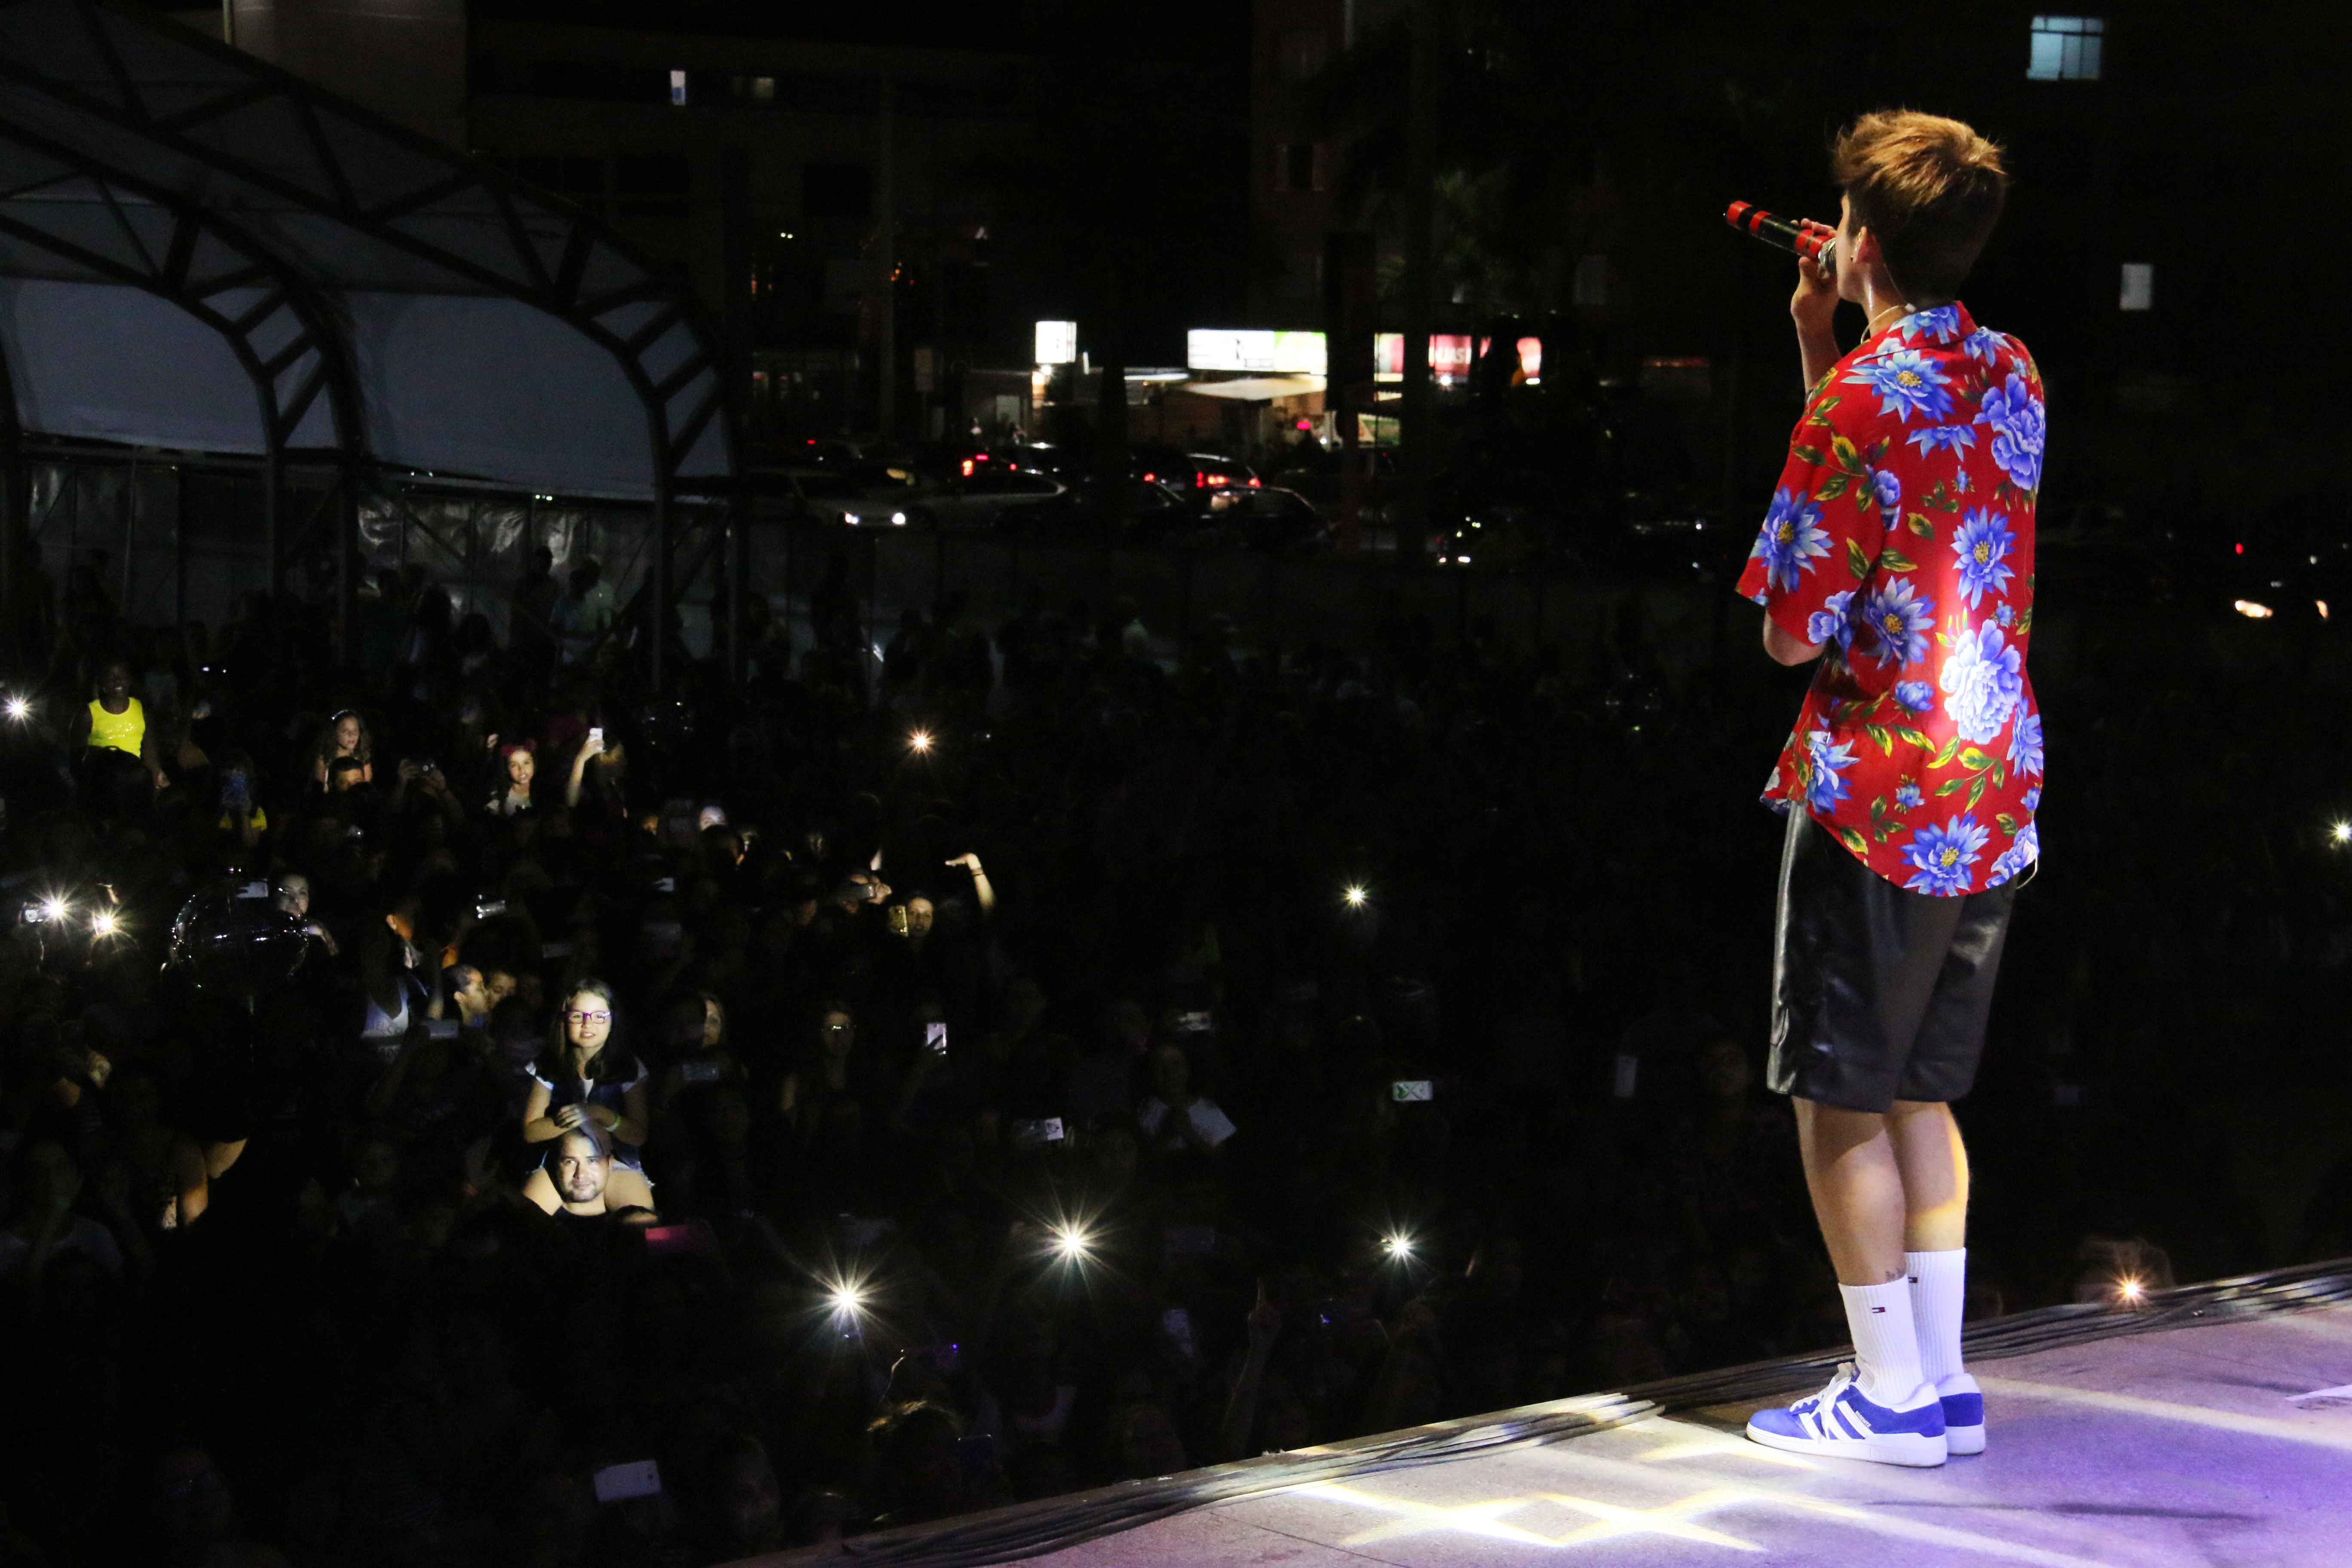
[0,551,2341,1566]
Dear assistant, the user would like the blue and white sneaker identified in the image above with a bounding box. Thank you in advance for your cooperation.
[1746,1363,1948,1467]
[1937,1373,1984,1455]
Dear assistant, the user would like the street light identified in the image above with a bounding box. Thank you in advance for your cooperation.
[1343,883,1369,909]
[2116,1277,2144,1304]
[1382,1232,1415,1261]
[909,729,934,755]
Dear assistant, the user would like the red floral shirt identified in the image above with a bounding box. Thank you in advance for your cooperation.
[1735,301,2045,897]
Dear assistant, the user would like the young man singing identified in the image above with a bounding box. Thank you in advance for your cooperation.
[1736,110,2046,1467]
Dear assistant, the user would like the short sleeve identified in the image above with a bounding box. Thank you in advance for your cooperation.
[1735,393,1890,652]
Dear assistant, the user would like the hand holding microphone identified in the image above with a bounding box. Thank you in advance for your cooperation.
[1727,200,1844,344]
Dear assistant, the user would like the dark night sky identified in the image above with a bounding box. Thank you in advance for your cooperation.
[472,0,1253,66]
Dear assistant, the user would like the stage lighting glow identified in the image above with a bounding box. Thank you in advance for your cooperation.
[827,1280,866,1314]
[1383,1232,1415,1259]
[1344,884,1369,908]
[909,729,933,754]
[1054,1224,1093,1260]
[4,695,28,721]
[2233,600,2274,619]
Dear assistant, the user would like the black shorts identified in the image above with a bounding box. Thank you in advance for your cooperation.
[1768,806,2020,1113]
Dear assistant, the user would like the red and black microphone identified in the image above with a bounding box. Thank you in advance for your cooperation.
[1724,201,1838,270]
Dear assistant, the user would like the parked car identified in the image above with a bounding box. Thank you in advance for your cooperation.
[748,467,915,527]
[1128,444,1260,514]
[1193,485,1330,553]
[1014,477,1194,543]
[905,469,1068,533]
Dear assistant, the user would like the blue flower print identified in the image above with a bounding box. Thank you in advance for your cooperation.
[1956,467,1973,494]
[1962,326,2008,365]
[1976,371,2046,491]
[1898,304,1964,344]
[1904,814,1991,895]
[1807,589,1857,654]
[1860,579,1936,668]
[1896,680,1934,714]
[2008,709,2045,777]
[1940,619,2025,744]
[1805,725,1859,815]
[2023,785,2042,811]
[1997,603,2014,627]
[1867,467,1902,517]
[1895,780,1924,810]
[1951,508,2018,609]
[1845,348,1957,424]
[1907,423,1978,458]
[1753,487,1831,594]
[1988,821,2040,887]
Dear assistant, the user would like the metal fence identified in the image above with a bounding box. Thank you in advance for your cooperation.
[24,456,1734,691]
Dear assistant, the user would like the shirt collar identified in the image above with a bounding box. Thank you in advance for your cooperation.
[1861,299,1976,353]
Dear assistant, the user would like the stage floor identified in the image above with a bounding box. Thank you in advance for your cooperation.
[1021,1300,2352,1568]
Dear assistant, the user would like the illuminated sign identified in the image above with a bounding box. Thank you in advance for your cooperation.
[1372,334,1540,383]
[1186,329,1326,374]
[1034,320,1078,364]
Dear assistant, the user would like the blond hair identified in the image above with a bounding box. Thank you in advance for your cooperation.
[1831,110,2009,300]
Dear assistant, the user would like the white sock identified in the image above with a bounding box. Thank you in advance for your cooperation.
[1839,1280,1927,1407]
[1906,1248,1968,1387]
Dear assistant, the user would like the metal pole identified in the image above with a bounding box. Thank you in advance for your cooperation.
[651,485,671,690]
[1398,0,1437,555]
[876,75,896,441]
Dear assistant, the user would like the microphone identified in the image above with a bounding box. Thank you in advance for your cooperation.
[1724,201,1838,271]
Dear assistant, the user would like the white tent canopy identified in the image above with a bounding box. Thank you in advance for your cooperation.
[0,0,732,502]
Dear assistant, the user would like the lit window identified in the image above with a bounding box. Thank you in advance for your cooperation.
[751,76,775,101]
[2119,263,2153,311]
[669,68,688,105]
[2028,16,2104,80]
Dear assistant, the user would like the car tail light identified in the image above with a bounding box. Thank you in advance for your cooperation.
[1248,476,1261,487]
[1142,472,1155,483]
[1207,472,1228,487]
[1194,470,1205,488]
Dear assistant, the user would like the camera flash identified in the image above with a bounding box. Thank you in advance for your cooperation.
[4,696,28,721]
[91,910,120,937]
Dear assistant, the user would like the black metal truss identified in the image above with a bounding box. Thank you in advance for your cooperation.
[0,120,361,461]
[0,0,734,497]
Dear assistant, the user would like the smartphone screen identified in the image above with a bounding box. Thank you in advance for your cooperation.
[591,1460,662,1504]
[588,726,604,749]
[1392,1080,1434,1102]
[925,1021,948,1057]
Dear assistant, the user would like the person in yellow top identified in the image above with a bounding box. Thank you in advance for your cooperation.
[69,658,168,797]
